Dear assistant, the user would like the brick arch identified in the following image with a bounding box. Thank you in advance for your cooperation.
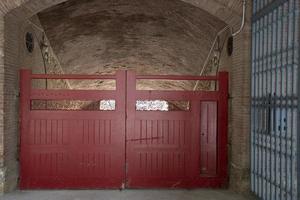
[181,0,246,27]
[0,0,251,194]
[1,0,244,25]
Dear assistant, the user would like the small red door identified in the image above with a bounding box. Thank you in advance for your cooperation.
[200,102,217,176]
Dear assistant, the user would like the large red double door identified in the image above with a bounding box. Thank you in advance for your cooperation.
[19,70,228,189]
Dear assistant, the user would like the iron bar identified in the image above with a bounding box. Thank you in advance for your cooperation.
[251,0,298,199]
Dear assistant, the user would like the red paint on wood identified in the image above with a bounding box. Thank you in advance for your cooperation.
[19,70,126,189]
[136,74,218,81]
[200,102,217,176]
[19,69,228,189]
[31,74,115,80]
[125,71,228,188]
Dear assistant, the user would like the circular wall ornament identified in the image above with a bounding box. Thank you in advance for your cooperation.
[227,36,233,56]
[25,32,34,53]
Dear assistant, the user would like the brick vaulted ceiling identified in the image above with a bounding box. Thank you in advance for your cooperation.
[37,0,226,88]
[1,0,244,26]
[1,0,245,90]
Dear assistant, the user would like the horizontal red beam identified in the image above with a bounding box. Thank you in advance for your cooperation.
[135,111,192,120]
[134,90,219,101]
[30,74,116,80]
[30,74,219,81]
[30,110,122,119]
[30,89,116,100]
[136,75,218,81]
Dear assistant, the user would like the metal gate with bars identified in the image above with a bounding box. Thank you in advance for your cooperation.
[251,0,299,199]
[19,69,228,189]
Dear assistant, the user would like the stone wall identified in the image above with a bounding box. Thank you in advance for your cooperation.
[0,11,69,193]
[229,23,251,193]
[2,13,22,193]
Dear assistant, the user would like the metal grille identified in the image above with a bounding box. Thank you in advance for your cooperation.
[251,0,299,200]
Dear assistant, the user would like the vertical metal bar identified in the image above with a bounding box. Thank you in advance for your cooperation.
[257,16,261,197]
[266,10,272,200]
[269,8,274,200]
[290,2,295,198]
[271,5,276,199]
[263,14,267,200]
[256,16,260,195]
[296,0,300,198]
[266,12,271,200]
[255,17,259,195]
[284,1,290,199]
[251,11,257,194]
[260,15,264,197]
[274,5,279,200]
[252,18,255,194]
[289,1,294,199]
[253,17,257,194]
[279,4,284,199]
[292,1,297,199]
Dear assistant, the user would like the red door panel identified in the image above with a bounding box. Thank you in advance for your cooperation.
[21,113,125,189]
[200,101,217,176]
[126,114,193,187]
[125,71,228,188]
[19,70,126,189]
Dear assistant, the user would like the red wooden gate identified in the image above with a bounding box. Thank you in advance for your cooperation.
[19,70,228,189]
[125,71,228,188]
[19,70,127,189]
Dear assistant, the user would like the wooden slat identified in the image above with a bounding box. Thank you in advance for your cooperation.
[30,89,116,100]
[31,74,116,80]
[135,111,191,120]
[136,74,218,81]
[135,90,219,100]
[30,110,121,119]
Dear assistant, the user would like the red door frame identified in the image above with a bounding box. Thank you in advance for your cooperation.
[19,69,228,189]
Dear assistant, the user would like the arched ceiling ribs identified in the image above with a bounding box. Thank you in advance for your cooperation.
[4,0,244,28]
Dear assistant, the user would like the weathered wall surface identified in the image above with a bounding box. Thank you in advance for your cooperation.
[229,25,251,193]
[0,15,4,193]
[1,14,70,193]
[0,0,251,194]
[2,13,22,193]
[38,0,225,90]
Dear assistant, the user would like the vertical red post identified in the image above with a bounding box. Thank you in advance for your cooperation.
[190,100,201,179]
[19,69,32,188]
[115,70,127,113]
[124,70,136,187]
[115,70,127,187]
[217,71,229,185]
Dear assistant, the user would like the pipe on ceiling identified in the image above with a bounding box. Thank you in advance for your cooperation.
[193,0,247,91]
[232,0,247,37]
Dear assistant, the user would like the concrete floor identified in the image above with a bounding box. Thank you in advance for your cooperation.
[1,189,255,200]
